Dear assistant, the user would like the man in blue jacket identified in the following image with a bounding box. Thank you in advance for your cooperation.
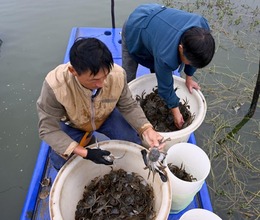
[122,4,215,129]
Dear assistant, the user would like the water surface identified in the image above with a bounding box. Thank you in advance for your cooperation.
[0,1,155,219]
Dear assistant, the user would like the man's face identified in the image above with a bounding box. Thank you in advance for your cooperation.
[69,66,109,90]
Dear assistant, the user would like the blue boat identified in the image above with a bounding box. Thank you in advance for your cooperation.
[20,27,213,220]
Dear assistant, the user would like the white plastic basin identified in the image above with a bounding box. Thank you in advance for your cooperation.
[49,140,172,220]
[128,74,207,151]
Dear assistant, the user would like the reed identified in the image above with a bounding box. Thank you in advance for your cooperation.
[162,0,260,219]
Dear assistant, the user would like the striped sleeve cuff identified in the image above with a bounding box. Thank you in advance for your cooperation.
[138,123,153,136]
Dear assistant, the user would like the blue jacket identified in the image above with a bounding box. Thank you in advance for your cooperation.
[125,4,210,108]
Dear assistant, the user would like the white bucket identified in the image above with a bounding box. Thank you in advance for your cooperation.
[128,74,207,151]
[49,140,172,220]
[165,143,211,213]
[180,208,222,220]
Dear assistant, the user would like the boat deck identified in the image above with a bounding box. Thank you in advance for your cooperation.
[21,27,212,220]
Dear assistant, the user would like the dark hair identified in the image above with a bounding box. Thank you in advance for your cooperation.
[180,27,215,68]
[69,37,113,75]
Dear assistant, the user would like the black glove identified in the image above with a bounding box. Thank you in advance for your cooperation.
[84,148,113,165]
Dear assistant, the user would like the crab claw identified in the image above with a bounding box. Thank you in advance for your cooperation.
[141,149,148,166]
[156,169,168,182]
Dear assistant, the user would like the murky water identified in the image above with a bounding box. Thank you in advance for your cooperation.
[0,0,259,219]
[0,0,156,219]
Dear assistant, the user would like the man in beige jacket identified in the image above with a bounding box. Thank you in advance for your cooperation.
[37,37,164,169]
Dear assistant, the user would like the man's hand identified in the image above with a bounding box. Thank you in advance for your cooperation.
[186,75,201,94]
[171,107,184,129]
[142,127,165,150]
[84,148,113,165]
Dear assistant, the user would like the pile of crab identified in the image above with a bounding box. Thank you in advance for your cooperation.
[136,87,195,131]
[168,163,197,182]
[75,169,156,220]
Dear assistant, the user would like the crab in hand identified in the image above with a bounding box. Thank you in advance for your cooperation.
[141,138,171,182]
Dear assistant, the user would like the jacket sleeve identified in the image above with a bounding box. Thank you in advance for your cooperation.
[184,65,197,76]
[116,73,153,135]
[155,59,180,109]
[36,80,78,157]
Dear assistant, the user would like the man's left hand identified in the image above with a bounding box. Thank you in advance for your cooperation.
[186,76,201,93]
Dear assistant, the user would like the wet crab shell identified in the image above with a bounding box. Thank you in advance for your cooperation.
[148,148,160,162]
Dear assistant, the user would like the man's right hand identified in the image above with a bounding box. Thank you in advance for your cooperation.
[171,107,184,129]
[84,148,113,165]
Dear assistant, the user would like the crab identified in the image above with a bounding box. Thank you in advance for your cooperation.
[141,138,171,182]
[168,162,197,182]
[102,151,126,163]
[141,148,168,182]
[141,137,172,182]
[82,192,100,210]
[94,136,126,163]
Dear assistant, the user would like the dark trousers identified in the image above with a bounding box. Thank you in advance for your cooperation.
[50,108,142,169]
